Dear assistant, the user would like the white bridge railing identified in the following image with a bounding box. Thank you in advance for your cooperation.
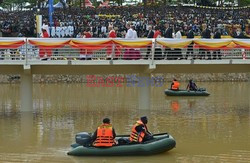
[0,38,249,62]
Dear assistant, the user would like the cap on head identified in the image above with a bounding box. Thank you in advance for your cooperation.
[140,116,148,124]
[103,118,110,124]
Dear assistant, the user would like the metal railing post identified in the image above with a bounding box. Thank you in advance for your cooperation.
[111,43,115,61]
[25,38,28,65]
[151,39,155,63]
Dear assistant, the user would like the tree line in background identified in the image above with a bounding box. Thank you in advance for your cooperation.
[0,0,249,11]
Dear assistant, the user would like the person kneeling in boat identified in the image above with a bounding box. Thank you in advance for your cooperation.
[92,118,117,147]
[129,116,153,143]
[186,79,198,91]
[170,78,180,91]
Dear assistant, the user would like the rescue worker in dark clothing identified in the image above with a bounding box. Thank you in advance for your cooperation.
[170,78,180,91]
[129,116,153,143]
[186,79,198,91]
[92,118,116,147]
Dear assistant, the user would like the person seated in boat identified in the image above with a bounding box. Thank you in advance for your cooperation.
[186,79,198,91]
[170,78,180,91]
[129,116,153,143]
[92,118,117,147]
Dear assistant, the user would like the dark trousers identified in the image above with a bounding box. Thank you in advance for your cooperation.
[165,48,172,60]
[213,50,221,59]
[186,43,194,59]
[146,46,151,59]
[199,49,208,60]
[154,48,163,60]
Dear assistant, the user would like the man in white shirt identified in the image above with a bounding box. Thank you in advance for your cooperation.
[61,24,65,38]
[175,29,182,39]
[65,25,70,37]
[125,24,134,39]
[125,25,140,59]
[69,25,74,37]
[101,24,107,34]
[174,28,183,59]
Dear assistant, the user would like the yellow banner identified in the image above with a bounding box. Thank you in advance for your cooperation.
[226,42,237,48]
[0,40,25,46]
[156,39,192,48]
[193,40,232,48]
[70,39,111,45]
[28,39,70,47]
[233,40,250,48]
[113,39,152,47]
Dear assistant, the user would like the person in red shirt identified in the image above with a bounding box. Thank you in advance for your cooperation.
[83,31,92,38]
[153,26,163,60]
[42,28,49,38]
[39,28,52,60]
[83,28,92,38]
[153,26,161,38]
[107,26,121,59]
[80,28,93,60]
[108,26,116,38]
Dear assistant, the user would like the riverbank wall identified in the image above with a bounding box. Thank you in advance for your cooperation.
[0,73,249,84]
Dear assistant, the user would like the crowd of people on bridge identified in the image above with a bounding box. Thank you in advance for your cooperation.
[0,5,249,61]
[0,6,249,39]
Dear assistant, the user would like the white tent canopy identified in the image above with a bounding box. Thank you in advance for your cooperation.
[53,2,68,8]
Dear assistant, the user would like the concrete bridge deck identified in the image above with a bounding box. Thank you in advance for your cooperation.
[0,59,249,74]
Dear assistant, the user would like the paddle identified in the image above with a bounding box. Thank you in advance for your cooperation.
[116,132,168,138]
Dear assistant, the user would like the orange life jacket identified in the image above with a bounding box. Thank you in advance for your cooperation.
[129,120,146,143]
[93,123,115,147]
[172,81,180,90]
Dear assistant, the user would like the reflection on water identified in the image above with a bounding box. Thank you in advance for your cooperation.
[0,82,249,162]
[170,100,180,113]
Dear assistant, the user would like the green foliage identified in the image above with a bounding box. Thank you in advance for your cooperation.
[239,0,250,6]
[72,0,81,7]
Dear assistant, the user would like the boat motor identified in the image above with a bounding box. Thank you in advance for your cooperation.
[75,132,92,147]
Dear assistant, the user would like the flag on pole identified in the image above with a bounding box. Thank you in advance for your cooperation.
[48,0,54,37]
[48,0,54,27]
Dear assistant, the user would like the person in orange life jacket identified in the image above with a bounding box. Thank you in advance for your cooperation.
[129,116,153,143]
[171,78,180,91]
[92,118,116,147]
[186,79,198,91]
